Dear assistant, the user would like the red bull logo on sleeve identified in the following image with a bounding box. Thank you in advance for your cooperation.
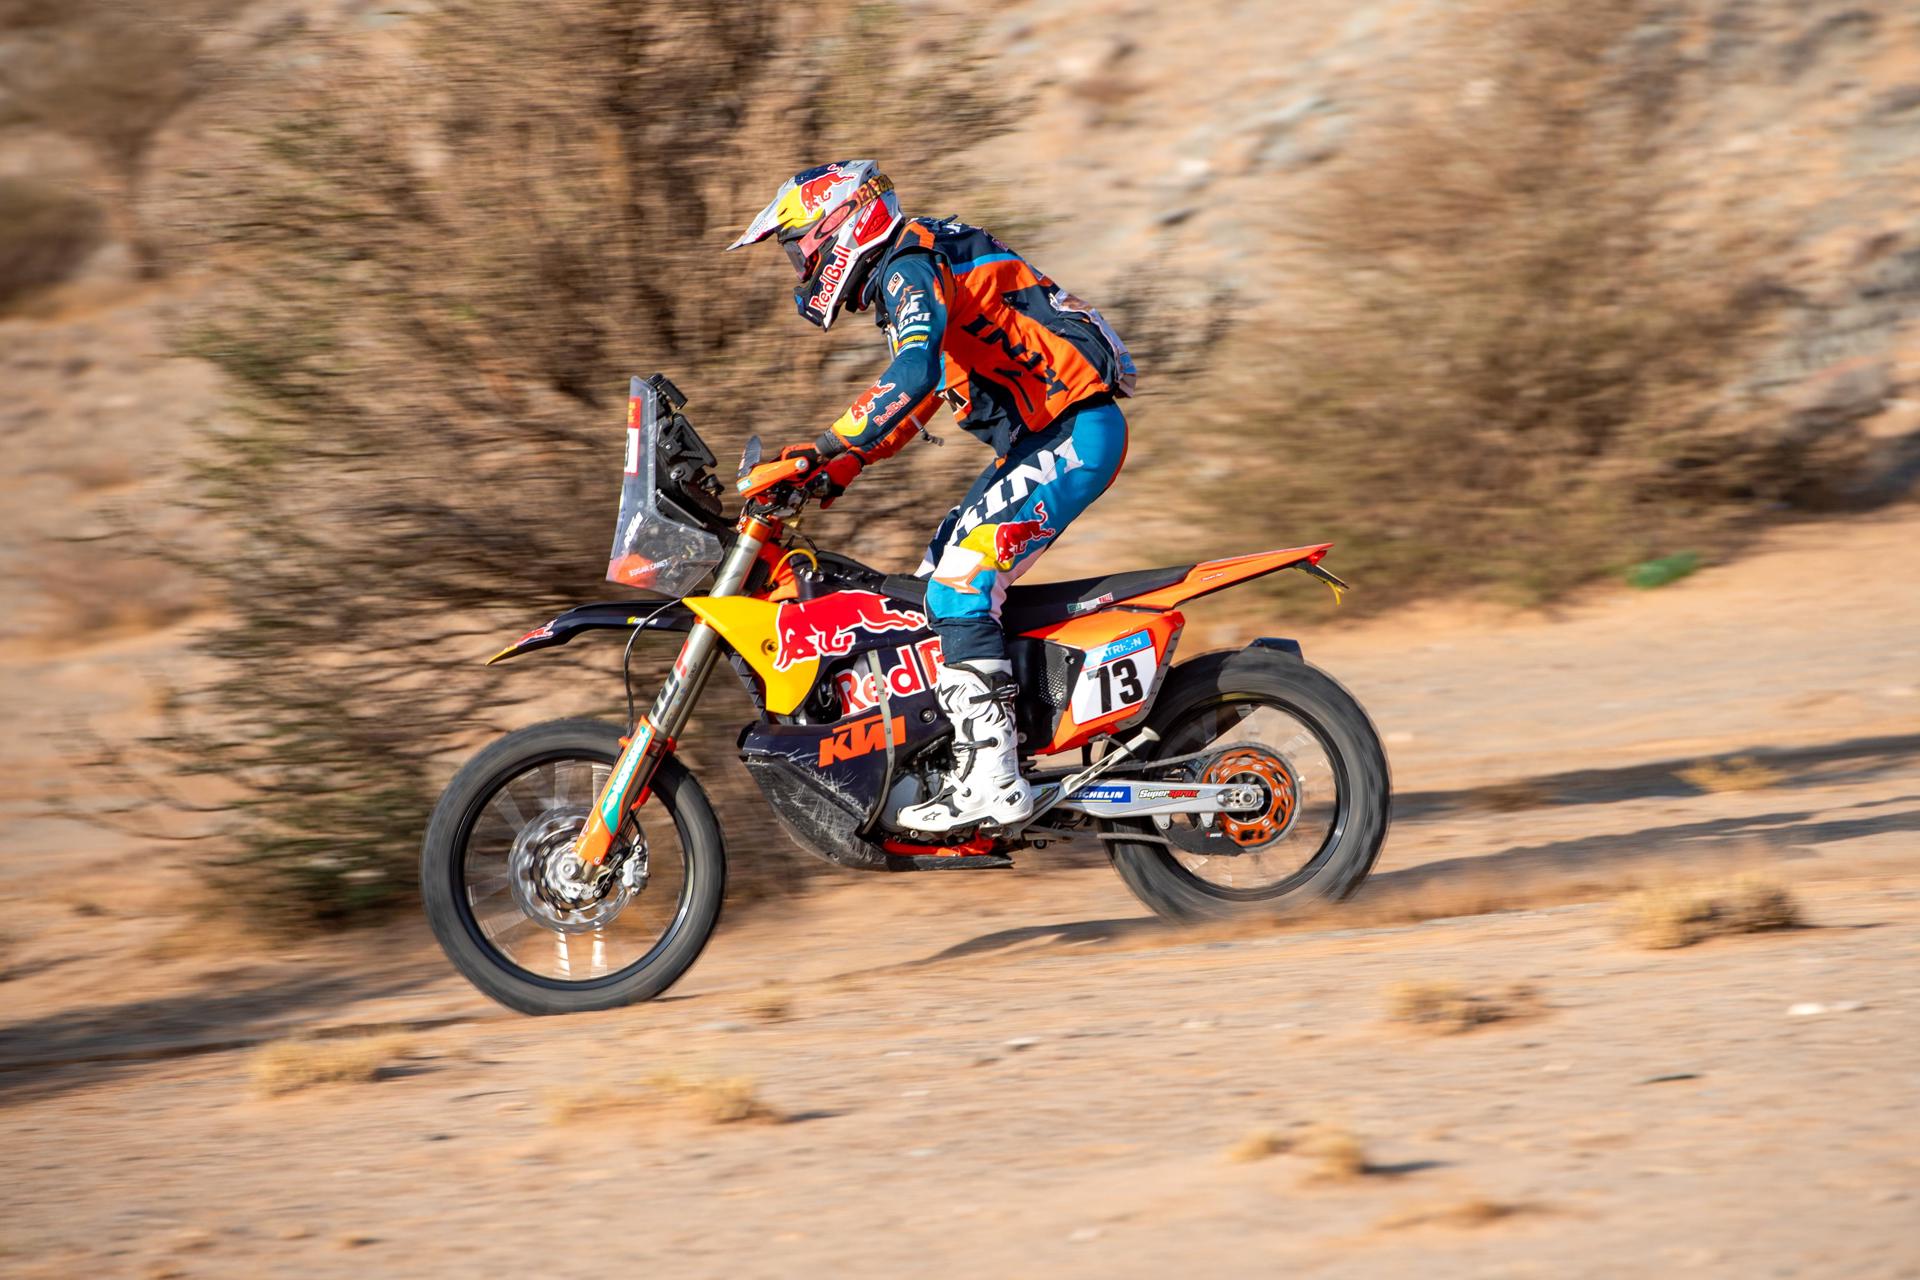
[845,378,896,428]
[773,591,928,671]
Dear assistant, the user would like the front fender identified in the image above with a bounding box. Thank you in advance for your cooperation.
[486,599,694,665]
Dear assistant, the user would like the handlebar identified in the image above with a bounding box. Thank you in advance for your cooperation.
[734,453,833,517]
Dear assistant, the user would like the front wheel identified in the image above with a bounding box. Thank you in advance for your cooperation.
[1104,649,1390,921]
[421,718,725,1014]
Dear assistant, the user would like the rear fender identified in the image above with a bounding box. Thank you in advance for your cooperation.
[1245,637,1303,660]
[486,600,694,665]
[1117,545,1347,610]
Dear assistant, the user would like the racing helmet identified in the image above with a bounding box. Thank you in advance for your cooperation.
[727,160,903,330]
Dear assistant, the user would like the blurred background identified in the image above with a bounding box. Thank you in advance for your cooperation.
[1,0,1916,1275]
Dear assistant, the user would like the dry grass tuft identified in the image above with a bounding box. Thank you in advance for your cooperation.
[1474,782,1550,813]
[1379,1196,1538,1230]
[1385,980,1542,1034]
[1225,1128,1293,1163]
[252,1035,413,1096]
[1297,1124,1372,1183]
[739,984,795,1024]
[1677,756,1786,793]
[650,1071,781,1125]
[549,1071,782,1127]
[1614,874,1803,949]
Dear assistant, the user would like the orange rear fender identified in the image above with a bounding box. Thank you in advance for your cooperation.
[1117,544,1338,610]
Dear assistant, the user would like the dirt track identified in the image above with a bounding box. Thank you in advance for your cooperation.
[2,510,1918,1277]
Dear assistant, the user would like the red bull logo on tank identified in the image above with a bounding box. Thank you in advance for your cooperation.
[773,592,928,671]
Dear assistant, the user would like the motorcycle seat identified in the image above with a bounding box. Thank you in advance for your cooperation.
[880,564,1194,633]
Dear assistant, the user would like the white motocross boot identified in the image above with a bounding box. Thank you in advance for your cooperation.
[898,659,1034,833]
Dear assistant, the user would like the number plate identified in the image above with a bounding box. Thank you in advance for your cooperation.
[1069,629,1154,722]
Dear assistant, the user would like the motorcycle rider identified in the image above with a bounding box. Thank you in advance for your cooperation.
[729,160,1136,832]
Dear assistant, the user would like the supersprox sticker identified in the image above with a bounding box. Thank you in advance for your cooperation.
[1086,630,1152,667]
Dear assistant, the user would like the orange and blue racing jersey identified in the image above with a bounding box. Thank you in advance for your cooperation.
[814,217,1136,463]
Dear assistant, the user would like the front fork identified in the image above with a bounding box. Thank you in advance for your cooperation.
[572,523,771,866]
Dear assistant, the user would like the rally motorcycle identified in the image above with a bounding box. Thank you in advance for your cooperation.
[422,375,1390,1014]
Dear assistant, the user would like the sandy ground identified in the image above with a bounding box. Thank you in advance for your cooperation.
[1,505,1917,1277]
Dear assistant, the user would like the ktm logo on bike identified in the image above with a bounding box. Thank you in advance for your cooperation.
[818,712,907,766]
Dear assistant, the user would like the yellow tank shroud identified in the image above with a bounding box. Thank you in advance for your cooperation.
[680,596,819,715]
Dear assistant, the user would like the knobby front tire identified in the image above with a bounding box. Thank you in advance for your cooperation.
[421,718,726,1015]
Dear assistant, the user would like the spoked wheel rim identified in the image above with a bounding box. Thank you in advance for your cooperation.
[451,751,695,987]
[1153,695,1347,899]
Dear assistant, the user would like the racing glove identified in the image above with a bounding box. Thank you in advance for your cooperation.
[777,443,864,507]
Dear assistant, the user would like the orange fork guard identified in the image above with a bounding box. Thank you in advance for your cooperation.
[1116,544,1341,610]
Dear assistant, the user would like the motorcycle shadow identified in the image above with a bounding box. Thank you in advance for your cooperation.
[901,916,1165,970]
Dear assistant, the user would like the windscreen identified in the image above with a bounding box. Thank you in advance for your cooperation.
[607,377,723,595]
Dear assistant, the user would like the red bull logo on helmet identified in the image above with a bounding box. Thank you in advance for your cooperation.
[773,591,928,671]
[796,166,846,217]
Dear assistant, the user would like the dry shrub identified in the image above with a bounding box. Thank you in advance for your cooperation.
[1209,0,1775,609]
[0,177,104,307]
[1614,874,1802,949]
[1384,980,1541,1034]
[251,1034,413,1095]
[1678,756,1786,794]
[129,0,1014,926]
[1378,1197,1537,1230]
[550,1070,781,1127]
[1225,1129,1292,1163]
[1297,1123,1372,1183]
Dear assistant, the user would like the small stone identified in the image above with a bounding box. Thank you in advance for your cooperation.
[699,1020,749,1033]
[907,1147,937,1159]
[1787,1002,1827,1017]
[1179,1019,1214,1030]
[1068,1226,1103,1243]
[1004,1037,1041,1051]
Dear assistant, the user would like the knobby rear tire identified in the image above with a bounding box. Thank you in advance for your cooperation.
[1103,649,1390,922]
[420,718,726,1015]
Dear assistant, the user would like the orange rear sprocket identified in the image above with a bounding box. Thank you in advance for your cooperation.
[1202,747,1298,847]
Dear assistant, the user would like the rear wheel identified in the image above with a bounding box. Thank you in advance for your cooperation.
[421,718,725,1014]
[1103,649,1389,921]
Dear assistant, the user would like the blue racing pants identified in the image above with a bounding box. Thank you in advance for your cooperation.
[916,397,1129,664]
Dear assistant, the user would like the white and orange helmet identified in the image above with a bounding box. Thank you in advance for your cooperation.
[728,160,903,330]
